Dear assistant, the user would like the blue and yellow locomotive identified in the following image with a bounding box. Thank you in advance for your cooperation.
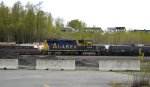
[43,39,98,55]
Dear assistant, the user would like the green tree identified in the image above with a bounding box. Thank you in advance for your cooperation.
[0,1,57,43]
[34,1,47,41]
[0,1,10,41]
[54,17,64,31]
[67,19,86,31]
[36,10,46,41]
[45,13,53,39]
[11,1,25,43]
[24,2,36,43]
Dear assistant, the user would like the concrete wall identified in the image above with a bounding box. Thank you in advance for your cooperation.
[99,60,140,71]
[0,59,18,69]
[36,59,75,70]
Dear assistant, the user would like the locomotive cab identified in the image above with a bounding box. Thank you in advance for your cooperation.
[77,40,95,46]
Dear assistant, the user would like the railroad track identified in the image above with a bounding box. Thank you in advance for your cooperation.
[55,56,150,61]
[28,55,150,61]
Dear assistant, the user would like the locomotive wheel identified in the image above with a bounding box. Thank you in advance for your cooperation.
[92,52,96,56]
[54,52,61,55]
[82,52,87,56]
[82,52,95,56]
[48,52,51,55]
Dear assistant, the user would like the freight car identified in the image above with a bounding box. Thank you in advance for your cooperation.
[42,39,98,55]
[108,45,140,56]
[103,45,150,56]
[137,46,150,56]
[0,45,40,55]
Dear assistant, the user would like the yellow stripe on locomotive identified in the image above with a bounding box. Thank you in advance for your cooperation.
[52,43,77,49]
[43,40,49,51]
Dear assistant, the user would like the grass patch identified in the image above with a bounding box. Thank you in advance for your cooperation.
[131,74,150,87]
[112,70,141,72]
[109,81,131,87]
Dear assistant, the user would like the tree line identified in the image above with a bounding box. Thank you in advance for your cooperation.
[0,1,87,43]
[1,1,150,44]
[0,1,65,43]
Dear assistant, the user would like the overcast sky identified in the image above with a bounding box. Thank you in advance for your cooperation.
[1,0,150,29]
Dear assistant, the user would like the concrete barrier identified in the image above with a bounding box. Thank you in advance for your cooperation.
[36,59,75,70]
[0,59,18,69]
[99,60,140,71]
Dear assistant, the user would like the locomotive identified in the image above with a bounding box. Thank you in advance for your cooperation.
[42,39,97,55]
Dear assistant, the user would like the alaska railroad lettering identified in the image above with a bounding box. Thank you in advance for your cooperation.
[53,43,76,49]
